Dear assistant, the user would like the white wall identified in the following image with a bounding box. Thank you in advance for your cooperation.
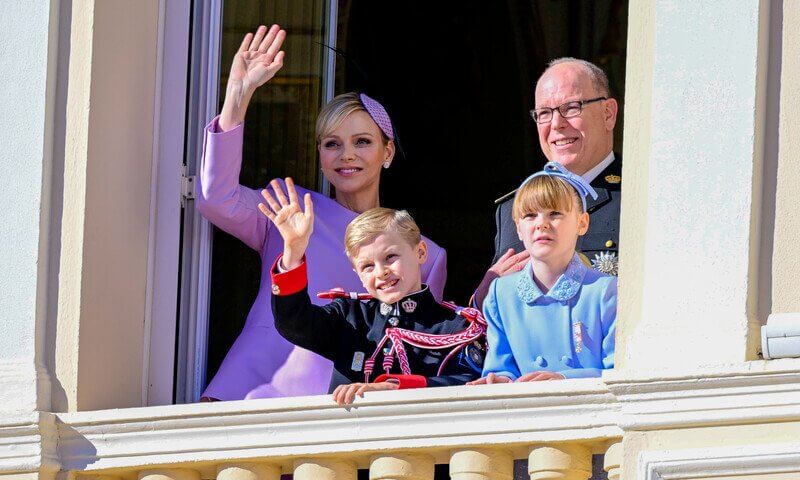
[620,0,769,370]
[0,1,57,411]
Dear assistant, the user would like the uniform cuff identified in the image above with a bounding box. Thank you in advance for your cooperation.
[374,374,427,389]
[270,255,307,296]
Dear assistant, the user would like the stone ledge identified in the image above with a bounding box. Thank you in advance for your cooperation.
[604,359,800,430]
[56,380,619,473]
[0,412,59,477]
[1,363,796,476]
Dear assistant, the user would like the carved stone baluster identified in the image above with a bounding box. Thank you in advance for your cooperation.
[528,445,591,480]
[139,468,200,480]
[450,448,513,480]
[217,463,281,480]
[294,458,357,480]
[370,453,435,480]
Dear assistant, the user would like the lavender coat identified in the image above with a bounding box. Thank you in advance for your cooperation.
[197,118,448,400]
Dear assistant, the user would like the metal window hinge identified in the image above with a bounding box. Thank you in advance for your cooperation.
[181,165,196,206]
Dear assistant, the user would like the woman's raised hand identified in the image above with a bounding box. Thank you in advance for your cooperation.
[258,178,314,270]
[219,25,286,131]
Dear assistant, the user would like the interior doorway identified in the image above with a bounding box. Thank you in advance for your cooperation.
[334,0,628,301]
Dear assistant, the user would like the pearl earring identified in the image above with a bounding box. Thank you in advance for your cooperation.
[383,162,390,169]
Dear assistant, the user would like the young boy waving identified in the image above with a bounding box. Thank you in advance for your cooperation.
[260,179,483,404]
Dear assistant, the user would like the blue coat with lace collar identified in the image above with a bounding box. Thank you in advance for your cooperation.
[482,254,617,379]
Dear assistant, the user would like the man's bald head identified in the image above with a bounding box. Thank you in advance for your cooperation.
[541,57,610,97]
[533,59,618,176]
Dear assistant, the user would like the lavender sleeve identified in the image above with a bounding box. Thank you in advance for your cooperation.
[424,245,447,302]
[195,117,270,252]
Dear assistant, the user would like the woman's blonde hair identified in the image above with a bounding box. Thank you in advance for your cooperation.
[344,208,421,259]
[512,175,584,222]
[316,92,391,144]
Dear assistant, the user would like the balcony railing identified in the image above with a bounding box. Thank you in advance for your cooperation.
[58,379,622,480]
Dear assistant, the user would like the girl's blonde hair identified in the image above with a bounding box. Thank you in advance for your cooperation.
[344,208,421,259]
[316,92,391,144]
[512,175,585,221]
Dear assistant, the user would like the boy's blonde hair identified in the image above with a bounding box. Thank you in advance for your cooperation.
[512,175,585,222]
[316,92,391,145]
[344,208,421,259]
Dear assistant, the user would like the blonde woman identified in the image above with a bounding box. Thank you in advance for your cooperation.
[197,25,446,401]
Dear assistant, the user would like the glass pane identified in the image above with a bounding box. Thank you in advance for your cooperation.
[206,0,327,385]
[335,0,627,301]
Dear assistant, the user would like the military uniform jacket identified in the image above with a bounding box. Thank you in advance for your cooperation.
[270,257,481,392]
[493,154,622,264]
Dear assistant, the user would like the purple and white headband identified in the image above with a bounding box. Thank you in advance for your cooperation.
[359,93,395,141]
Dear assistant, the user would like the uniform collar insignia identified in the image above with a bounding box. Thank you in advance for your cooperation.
[516,254,587,303]
[401,298,417,313]
[379,285,430,315]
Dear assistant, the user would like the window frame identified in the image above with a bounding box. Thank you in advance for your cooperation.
[145,0,340,405]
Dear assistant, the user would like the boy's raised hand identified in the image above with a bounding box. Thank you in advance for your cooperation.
[258,178,314,269]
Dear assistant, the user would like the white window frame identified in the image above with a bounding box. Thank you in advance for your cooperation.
[173,0,224,405]
[142,0,194,406]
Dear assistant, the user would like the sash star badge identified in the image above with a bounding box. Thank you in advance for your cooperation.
[401,298,417,313]
[591,251,619,276]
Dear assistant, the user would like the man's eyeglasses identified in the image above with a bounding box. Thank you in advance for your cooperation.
[529,97,607,124]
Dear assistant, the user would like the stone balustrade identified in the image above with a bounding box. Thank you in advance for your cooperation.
[72,444,621,480]
[57,380,623,480]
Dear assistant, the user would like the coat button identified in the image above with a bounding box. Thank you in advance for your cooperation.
[533,356,546,368]
[271,284,280,295]
[561,355,574,367]
[605,240,615,248]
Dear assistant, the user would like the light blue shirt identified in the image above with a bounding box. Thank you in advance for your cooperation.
[482,254,617,380]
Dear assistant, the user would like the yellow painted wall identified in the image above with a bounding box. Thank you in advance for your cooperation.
[55,0,160,412]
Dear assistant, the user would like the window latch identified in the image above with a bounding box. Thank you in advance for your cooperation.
[181,165,196,207]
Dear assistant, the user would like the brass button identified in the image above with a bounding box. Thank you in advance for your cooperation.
[271,284,280,295]
[605,240,615,248]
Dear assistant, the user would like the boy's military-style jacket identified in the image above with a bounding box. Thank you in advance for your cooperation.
[270,257,483,392]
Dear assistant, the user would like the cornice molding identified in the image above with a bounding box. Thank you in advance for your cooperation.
[0,412,59,476]
[640,443,800,479]
[604,359,800,430]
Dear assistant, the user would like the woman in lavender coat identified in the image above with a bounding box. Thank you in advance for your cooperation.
[198,25,447,401]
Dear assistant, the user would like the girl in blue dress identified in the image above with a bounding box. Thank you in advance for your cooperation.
[468,162,616,384]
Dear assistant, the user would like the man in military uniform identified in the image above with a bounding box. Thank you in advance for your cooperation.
[475,58,621,308]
